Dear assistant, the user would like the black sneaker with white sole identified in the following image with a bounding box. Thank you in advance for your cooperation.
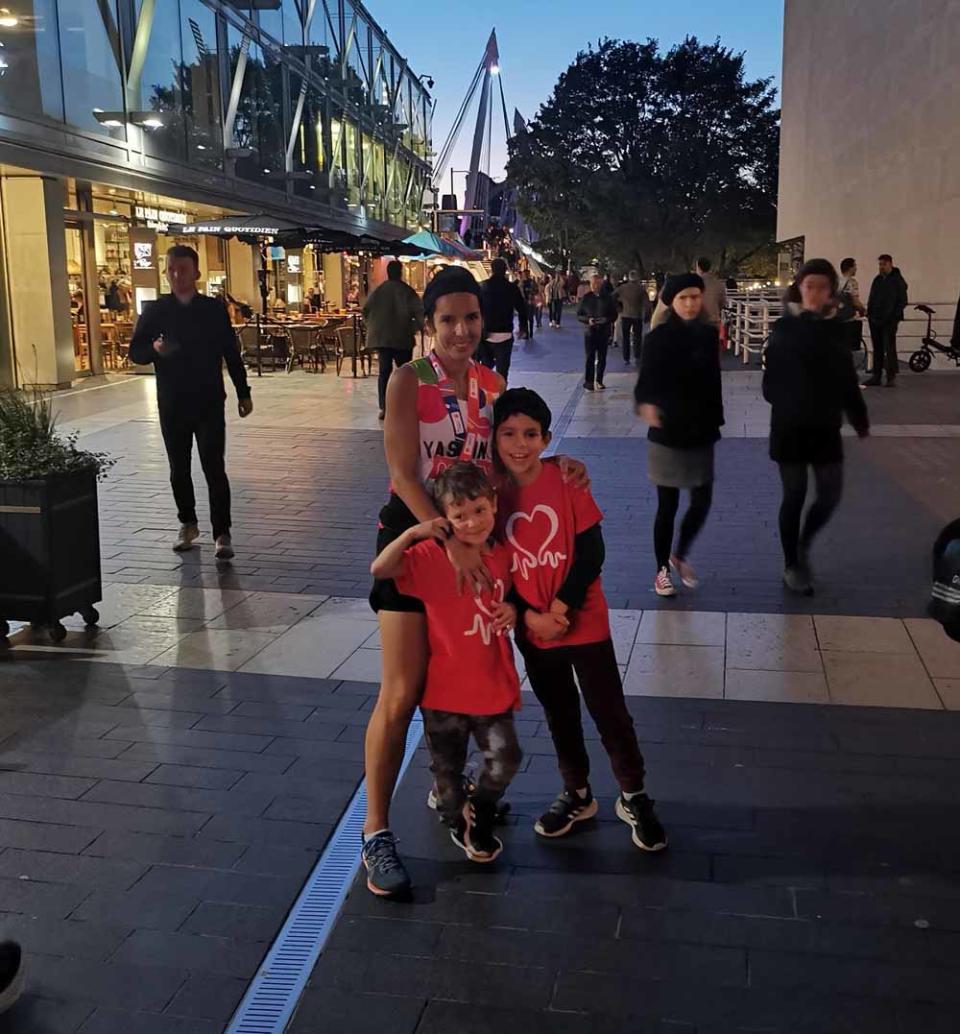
[462,796,503,862]
[534,786,599,838]
[361,830,412,897]
[427,779,511,824]
[615,793,667,851]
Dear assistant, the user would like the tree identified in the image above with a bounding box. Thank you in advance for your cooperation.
[507,37,780,276]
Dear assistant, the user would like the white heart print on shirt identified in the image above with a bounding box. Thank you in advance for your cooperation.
[465,578,506,646]
[506,504,568,580]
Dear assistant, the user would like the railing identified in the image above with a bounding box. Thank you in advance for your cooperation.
[725,294,959,369]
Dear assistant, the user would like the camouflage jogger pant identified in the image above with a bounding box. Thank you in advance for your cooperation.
[420,708,523,826]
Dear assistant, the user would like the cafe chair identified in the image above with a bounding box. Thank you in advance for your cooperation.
[285,324,325,374]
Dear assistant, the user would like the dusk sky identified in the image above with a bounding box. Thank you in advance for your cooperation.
[384,0,784,201]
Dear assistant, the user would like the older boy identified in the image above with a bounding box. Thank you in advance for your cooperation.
[494,388,667,852]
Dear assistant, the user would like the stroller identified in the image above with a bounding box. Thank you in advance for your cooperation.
[908,304,960,372]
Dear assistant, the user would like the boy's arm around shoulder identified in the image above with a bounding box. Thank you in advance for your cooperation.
[370,519,450,581]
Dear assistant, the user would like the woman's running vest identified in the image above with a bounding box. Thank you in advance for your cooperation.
[407,353,501,487]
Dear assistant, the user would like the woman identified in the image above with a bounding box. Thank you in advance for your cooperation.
[545,272,565,328]
[763,259,870,595]
[635,273,723,597]
[363,266,585,897]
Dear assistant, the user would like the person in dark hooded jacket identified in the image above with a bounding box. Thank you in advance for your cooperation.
[863,254,908,386]
[763,259,870,596]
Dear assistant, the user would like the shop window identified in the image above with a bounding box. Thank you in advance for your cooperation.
[227,29,285,189]
[58,1,126,137]
[0,0,63,122]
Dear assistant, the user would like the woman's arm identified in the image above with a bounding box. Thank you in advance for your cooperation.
[383,366,441,523]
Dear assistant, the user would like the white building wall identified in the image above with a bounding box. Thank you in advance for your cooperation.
[778,0,960,307]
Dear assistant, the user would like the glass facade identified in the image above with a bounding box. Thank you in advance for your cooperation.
[0,1,432,233]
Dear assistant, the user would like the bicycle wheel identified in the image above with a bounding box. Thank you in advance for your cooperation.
[909,350,931,373]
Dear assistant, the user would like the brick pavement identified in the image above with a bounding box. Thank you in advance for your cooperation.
[0,654,376,1032]
[296,692,960,1034]
[0,315,955,1031]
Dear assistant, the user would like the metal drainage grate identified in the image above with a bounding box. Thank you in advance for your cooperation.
[225,714,424,1034]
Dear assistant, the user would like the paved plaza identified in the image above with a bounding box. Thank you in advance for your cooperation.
[1,323,960,1031]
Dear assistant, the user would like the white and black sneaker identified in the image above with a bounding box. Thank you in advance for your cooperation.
[459,797,503,862]
[615,793,668,852]
[427,778,511,823]
[534,786,599,838]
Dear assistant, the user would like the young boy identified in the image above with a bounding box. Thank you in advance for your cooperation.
[370,462,522,864]
[493,388,667,851]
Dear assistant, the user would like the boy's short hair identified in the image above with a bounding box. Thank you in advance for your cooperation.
[493,387,552,436]
[840,257,856,274]
[433,462,495,509]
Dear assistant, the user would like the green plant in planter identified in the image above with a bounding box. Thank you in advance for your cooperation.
[0,388,114,481]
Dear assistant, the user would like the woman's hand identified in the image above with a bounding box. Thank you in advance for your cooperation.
[445,536,494,595]
[491,601,517,633]
[638,403,663,428]
[555,455,590,489]
[525,609,569,642]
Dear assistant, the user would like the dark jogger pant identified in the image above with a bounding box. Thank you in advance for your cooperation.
[421,708,522,826]
[584,332,610,387]
[520,637,646,793]
[777,461,844,568]
[376,348,413,412]
[620,316,643,363]
[868,321,899,381]
[549,298,563,325]
[476,338,514,383]
[159,404,231,538]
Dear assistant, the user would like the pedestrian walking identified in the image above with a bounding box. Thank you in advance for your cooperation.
[614,270,652,364]
[129,245,252,560]
[545,272,565,327]
[532,277,544,329]
[478,258,527,384]
[520,269,536,338]
[362,265,586,896]
[577,273,618,391]
[863,253,908,387]
[634,274,723,597]
[363,260,424,421]
[763,259,870,595]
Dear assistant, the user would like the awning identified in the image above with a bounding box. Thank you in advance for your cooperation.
[402,230,483,261]
[180,212,304,239]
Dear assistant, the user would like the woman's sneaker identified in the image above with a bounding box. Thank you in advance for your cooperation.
[461,797,503,862]
[534,786,599,838]
[615,793,668,852]
[783,565,814,597]
[654,567,677,597]
[361,830,412,897]
[669,554,699,589]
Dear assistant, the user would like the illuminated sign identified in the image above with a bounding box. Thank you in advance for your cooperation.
[133,241,154,271]
[135,205,188,225]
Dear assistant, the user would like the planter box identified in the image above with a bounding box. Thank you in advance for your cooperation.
[0,467,102,638]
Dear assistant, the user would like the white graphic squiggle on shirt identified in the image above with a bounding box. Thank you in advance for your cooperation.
[506,504,568,580]
[464,578,506,646]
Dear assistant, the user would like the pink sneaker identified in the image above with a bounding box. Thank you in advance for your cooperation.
[654,567,676,597]
[670,554,699,589]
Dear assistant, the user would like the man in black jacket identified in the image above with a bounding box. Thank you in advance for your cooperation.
[479,258,527,384]
[864,254,908,387]
[577,274,619,390]
[129,245,253,559]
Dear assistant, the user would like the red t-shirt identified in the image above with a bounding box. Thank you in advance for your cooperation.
[395,540,521,715]
[501,462,609,649]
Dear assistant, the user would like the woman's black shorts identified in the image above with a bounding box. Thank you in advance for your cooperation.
[368,496,426,614]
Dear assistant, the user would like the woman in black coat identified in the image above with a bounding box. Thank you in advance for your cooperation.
[763,259,870,595]
[635,274,724,597]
